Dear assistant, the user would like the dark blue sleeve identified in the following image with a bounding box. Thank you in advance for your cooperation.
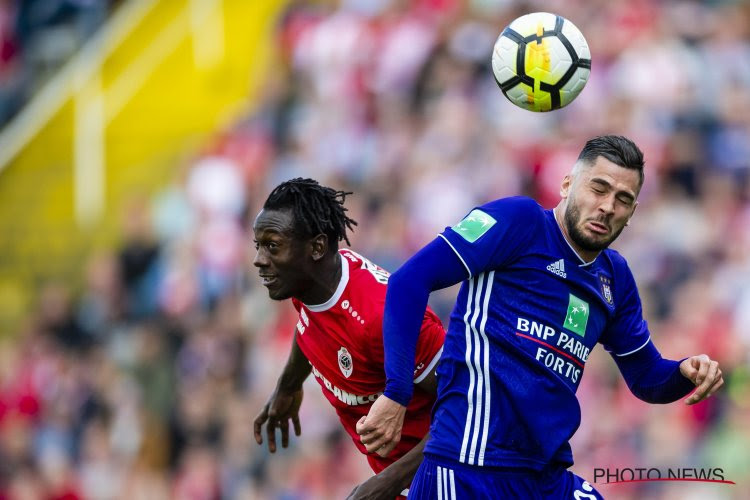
[439,197,544,278]
[612,340,695,404]
[599,253,651,356]
[382,237,468,406]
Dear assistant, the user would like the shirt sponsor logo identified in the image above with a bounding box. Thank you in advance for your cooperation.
[452,209,497,243]
[546,258,567,278]
[311,364,381,406]
[563,293,589,337]
[338,346,353,378]
[516,317,591,384]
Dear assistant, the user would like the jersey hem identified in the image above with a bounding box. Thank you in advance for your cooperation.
[424,441,574,471]
[423,446,564,472]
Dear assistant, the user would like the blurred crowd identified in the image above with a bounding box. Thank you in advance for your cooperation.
[2,0,750,498]
[0,0,116,126]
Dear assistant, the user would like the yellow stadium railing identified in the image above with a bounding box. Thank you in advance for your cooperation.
[0,0,288,332]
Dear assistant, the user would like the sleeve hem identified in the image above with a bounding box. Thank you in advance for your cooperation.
[613,337,651,357]
[438,234,471,279]
[414,346,443,383]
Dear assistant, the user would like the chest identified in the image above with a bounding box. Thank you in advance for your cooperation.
[458,246,618,353]
[295,302,385,387]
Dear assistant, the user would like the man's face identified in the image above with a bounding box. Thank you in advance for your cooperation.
[252,208,312,301]
[561,156,640,253]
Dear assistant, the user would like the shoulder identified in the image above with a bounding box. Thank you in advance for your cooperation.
[474,196,546,226]
[481,196,543,215]
[339,249,389,282]
[338,248,388,304]
[601,248,639,292]
[602,248,631,273]
[462,196,545,234]
[339,248,362,266]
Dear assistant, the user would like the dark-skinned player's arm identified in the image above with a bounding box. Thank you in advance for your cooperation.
[254,329,312,452]
[347,367,439,500]
[357,237,468,457]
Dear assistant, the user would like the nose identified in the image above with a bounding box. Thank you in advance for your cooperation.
[253,248,268,268]
[599,195,615,216]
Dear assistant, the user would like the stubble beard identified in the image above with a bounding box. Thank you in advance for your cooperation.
[564,200,624,252]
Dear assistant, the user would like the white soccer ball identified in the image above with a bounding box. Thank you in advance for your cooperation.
[491,12,591,112]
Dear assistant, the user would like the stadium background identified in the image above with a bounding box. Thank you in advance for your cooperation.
[0,0,748,498]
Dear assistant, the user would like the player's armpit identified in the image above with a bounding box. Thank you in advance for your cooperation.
[277,329,313,392]
[415,362,439,395]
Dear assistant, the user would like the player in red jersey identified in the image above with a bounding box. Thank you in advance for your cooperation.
[252,178,445,499]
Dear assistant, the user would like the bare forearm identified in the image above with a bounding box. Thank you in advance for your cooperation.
[278,331,311,391]
[348,432,429,499]
[379,433,429,492]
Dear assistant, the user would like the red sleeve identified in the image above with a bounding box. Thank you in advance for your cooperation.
[412,308,445,383]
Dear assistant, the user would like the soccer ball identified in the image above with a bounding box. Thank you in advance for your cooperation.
[491,12,591,112]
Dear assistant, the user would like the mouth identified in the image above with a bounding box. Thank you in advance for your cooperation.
[258,274,279,287]
[586,220,610,235]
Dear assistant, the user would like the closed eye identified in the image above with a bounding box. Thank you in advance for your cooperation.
[617,195,634,206]
[590,178,635,205]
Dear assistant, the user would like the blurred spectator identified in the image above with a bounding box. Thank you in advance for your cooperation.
[0,0,115,127]
[3,0,750,498]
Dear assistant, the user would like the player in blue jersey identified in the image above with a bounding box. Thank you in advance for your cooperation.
[356,135,724,498]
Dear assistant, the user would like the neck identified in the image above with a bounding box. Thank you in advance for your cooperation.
[300,251,342,305]
[553,204,600,263]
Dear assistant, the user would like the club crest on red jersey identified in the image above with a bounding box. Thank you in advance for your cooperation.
[338,347,353,378]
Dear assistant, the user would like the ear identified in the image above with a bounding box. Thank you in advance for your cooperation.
[560,174,573,199]
[626,201,638,226]
[310,234,328,261]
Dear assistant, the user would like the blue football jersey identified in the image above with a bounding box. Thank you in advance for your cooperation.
[426,196,650,470]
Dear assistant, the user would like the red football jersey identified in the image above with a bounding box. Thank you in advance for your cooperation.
[292,249,445,474]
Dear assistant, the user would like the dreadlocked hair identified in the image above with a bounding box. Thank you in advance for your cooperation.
[263,178,358,249]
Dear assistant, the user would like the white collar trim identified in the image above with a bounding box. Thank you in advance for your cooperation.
[304,255,349,312]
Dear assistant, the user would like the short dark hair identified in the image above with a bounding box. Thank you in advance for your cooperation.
[263,178,357,249]
[578,135,645,186]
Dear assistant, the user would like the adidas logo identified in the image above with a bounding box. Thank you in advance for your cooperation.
[546,259,567,278]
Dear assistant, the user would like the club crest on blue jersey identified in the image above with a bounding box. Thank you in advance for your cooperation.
[338,347,353,378]
[600,275,614,305]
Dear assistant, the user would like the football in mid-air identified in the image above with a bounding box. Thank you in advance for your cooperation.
[491,12,591,112]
